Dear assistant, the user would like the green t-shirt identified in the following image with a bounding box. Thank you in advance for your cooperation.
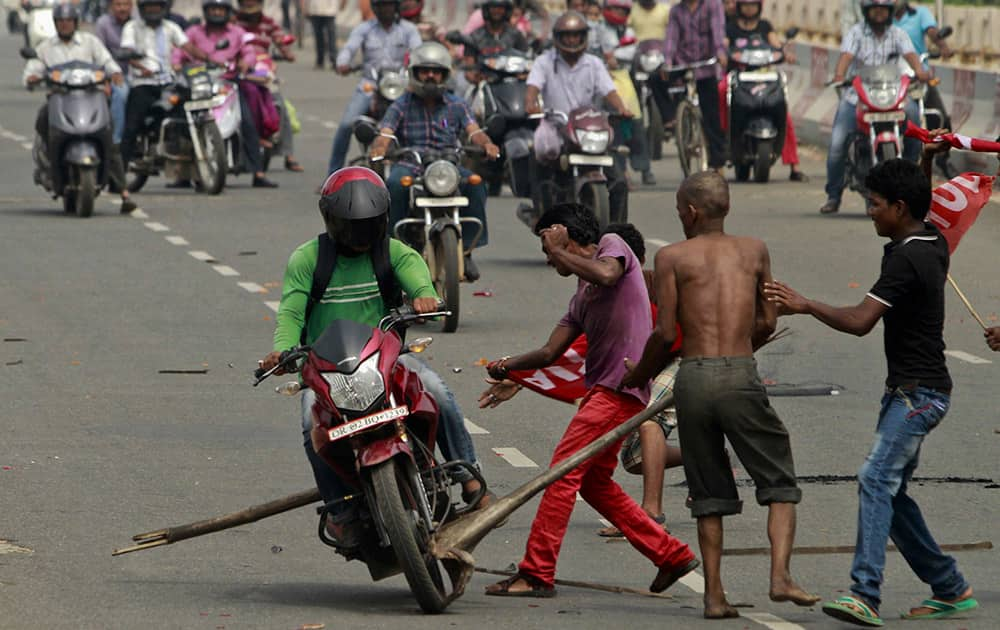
[272,237,438,351]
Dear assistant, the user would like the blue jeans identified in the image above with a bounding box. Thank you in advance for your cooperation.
[327,85,372,175]
[301,356,481,512]
[386,162,489,251]
[110,82,129,144]
[825,96,921,203]
[850,387,968,610]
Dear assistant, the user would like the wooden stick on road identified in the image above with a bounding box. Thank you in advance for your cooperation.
[474,567,675,600]
[947,273,988,330]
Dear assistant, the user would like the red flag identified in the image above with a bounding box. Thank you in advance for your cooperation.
[926,173,996,254]
[904,121,1000,153]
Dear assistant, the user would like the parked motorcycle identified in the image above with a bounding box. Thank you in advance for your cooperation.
[26,56,113,217]
[376,147,485,333]
[350,64,408,166]
[252,303,483,613]
[124,57,236,195]
[533,107,623,229]
[726,28,797,183]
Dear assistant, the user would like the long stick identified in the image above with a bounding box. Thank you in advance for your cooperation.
[947,273,987,330]
[113,488,322,556]
[474,567,675,600]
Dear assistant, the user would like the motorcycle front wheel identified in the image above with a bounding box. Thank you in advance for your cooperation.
[370,458,449,614]
[195,121,226,195]
[676,100,708,177]
[432,226,461,333]
[580,181,611,230]
[64,165,96,218]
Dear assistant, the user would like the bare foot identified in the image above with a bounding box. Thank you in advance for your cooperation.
[907,586,975,617]
[704,596,740,619]
[770,584,822,607]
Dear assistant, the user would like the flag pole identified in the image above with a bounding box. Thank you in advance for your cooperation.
[947,274,987,330]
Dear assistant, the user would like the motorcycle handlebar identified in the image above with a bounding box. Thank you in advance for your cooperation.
[252,348,308,385]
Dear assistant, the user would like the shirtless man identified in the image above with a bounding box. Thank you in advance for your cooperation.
[621,171,818,619]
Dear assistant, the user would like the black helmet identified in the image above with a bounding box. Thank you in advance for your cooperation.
[860,0,894,30]
[483,0,514,24]
[202,0,234,25]
[52,2,80,22]
[552,11,588,55]
[318,167,391,251]
[236,0,263,23]
[138,0,167,25]
[372,0,400,21]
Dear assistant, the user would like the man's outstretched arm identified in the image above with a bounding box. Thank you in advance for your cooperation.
[764,280,886,337]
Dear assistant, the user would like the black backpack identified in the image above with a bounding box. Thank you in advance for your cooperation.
[301,233,403,344]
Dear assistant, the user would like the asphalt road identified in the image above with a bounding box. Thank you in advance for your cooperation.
[1,30,998,630]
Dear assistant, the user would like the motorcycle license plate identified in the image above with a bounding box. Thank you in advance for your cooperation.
[737,71,778,82]
[415,196,469,207]
[568,154,614,167]
[863,111,905,123]
[184,95,225,111]
[327,405,409,443]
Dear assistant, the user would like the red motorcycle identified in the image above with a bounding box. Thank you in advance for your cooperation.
[253,304,484,613]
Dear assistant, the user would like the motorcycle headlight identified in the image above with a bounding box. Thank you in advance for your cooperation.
[322,353,385,412]
[191,81,213,100]
[424,160,460,196]
[639,51,664,73]
[575,129,610,154]
[868,85,896,109]
[505,56,529,73]
[379,71,406,101]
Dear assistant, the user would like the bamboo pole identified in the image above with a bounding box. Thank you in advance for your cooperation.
[947,274,988,330]
[474,567,676,600]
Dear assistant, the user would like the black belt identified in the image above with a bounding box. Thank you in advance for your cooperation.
[886,382,951,396]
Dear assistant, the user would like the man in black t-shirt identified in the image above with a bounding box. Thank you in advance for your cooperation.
[463,0,530,73]
[764,158,977,627]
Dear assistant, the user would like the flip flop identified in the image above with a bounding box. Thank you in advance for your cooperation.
[822,595,884,627]
[901,596,979,620]
[484,573,556,598]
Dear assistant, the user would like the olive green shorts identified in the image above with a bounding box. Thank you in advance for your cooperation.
[674,356,801,518]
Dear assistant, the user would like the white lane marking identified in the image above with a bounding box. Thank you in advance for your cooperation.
[237,281,265,293]
[679,571,704,594]
[646,238,671,249]
[599,518,612,526]
[944,350,992,365]
[20,142,33,151]
[130,208,149,219]
[188,250,216,262]
[265,301,280,312]
[322,121,336,130]
[144,221,169,232]
[212,265,240,277]
[165,235,189,246]
[742,613,806,630]
[492,447,537,468]
[463,418,490,434]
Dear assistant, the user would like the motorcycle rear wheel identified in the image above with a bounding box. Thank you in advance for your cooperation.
[753,139,773,183]
[581,181,611,230]
[371,459,449,614]
[432,227,461,333]
[195,122,227,195]
[676,100,708,178]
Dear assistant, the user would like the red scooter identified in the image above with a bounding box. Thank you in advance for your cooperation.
[253,304,484,613]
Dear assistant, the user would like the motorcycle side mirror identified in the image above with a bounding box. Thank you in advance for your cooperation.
[215,38,231,50]
[19,46,37,60]
[445,30,466,45]
[937,25,953,40]
[785,27,799,40]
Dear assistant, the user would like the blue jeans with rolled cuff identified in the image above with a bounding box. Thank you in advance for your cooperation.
[849,386,969,611]
[327,86,372,175]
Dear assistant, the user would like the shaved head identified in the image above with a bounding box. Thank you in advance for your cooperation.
[678,171,730,219]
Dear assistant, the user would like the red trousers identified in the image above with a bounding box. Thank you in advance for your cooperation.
[717,76,800,166]
[518,386,695,587]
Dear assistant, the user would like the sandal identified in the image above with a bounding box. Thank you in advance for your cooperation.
[598,513,670,538]
[822,595,883,627]
[901,595,978,620]
[285,158,304,172]
[485,572,556,598]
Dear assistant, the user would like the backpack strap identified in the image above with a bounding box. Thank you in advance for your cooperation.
[302,233,337,345]
[371,234,403,310]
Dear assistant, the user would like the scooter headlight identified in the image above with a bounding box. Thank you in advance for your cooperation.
[575,129,610,154]
[65,68,94,86]
[424,160,460,196]
[379,71,406,101]
[639,51,664,73]
[322,353,385,412]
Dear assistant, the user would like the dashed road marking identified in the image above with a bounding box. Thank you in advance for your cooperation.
[165,235,189,246]
[144,221,169,232]
[237,281,265,293]
[212,264,240,277]
[679,572,704,594]
[265,301,280,312]
[945,350,992,365]
[188,250,216,262]
[743,613,805,630]
[322,121,336,130]
[130,208,149,219]
[463,418,489,434]
[20,142,32,151]
[492,447,537,468]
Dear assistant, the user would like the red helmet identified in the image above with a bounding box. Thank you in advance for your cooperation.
[603,0,631,25]
[399,0,423,19]
[318,167,391,251]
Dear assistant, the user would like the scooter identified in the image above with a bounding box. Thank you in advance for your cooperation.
[253,303,483,614]
[376,147,485,333]
[350,64,407,166]
[532,107,623,229]
[19,0,54,53]
[26,55,113,217]
[725,28,797,183]
[623,38,667,160]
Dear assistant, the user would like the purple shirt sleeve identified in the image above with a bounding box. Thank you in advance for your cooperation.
[710,0,727,58]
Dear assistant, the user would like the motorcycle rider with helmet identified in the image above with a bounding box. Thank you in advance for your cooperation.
[820,0,928,214]
[368,41,499,282]
[119,0,209,169]
[525,11,632,223]
[259,166,494,545]
[464,0,530,64]
[24,2,137,213]
[172,0,280,188]
[324,0,421,177]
